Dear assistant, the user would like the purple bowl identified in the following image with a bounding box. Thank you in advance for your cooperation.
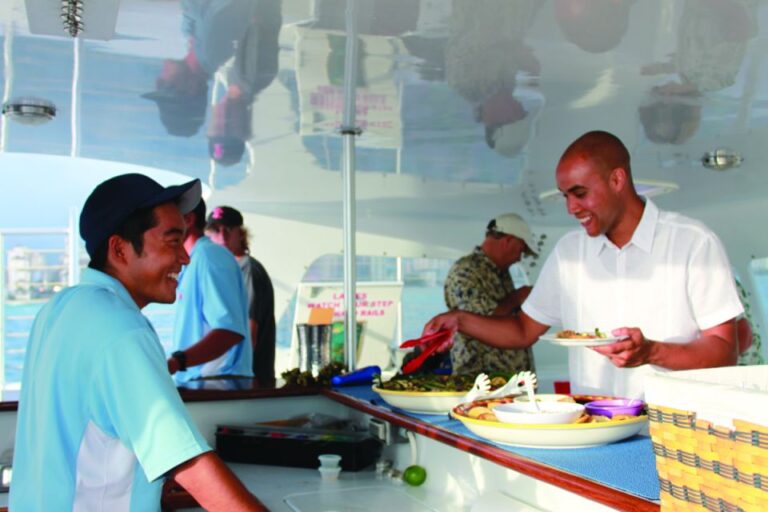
[584,399,645,418]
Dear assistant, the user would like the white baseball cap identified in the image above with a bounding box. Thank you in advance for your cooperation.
[487,213,537,255]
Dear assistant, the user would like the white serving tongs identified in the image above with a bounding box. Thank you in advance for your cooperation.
[462,371,538,403]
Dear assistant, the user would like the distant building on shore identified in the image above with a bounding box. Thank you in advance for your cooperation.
[6,246,66,301]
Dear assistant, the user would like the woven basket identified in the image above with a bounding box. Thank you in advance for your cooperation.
[646,366,768,512]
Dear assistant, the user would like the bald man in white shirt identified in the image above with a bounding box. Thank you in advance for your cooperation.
[425,130,742,398]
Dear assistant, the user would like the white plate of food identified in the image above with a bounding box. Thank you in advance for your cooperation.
[451,396,647,448]
[539,329,626,347]
[373,386,468,414]
[372,373,519,415]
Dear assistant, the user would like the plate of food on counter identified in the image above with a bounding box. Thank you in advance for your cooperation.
[451,395,647,448]
[372,373,519,415]
[539,328,627,347]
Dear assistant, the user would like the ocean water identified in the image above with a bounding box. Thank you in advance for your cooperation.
[3,286,449,386]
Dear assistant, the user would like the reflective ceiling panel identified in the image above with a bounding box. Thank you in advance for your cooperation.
[0,0,766,256]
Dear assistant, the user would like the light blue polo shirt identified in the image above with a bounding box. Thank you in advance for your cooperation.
[172,236,251,383]
[10,268,210,511]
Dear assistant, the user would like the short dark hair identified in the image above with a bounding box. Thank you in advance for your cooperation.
[191,198,207,232]
[88,206,158,271]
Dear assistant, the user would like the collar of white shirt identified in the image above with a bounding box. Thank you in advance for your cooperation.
[589,198,659,256]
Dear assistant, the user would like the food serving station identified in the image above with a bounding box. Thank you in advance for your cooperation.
[0,375,661,511]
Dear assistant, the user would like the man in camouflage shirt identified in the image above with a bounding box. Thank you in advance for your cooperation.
[445,213,537,375]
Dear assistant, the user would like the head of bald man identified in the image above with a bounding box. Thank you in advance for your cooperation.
[555,131,639,238]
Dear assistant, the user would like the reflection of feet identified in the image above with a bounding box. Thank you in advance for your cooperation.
[652,82,699,96]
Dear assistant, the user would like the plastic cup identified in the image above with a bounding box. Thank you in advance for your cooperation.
[319,466,341,481]
[318,454,341,468]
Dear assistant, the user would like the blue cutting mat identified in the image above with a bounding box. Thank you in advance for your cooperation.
[337,385,660,501]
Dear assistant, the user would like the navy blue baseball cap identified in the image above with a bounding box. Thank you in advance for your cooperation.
[80,173,202,258]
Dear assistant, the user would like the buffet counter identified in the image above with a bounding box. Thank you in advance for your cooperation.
[0,381,662,511]
[324,385,660,511]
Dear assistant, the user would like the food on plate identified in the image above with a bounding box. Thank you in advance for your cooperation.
[574,413,591,424]
[467,406,493,418]
[555,328,607,339]
[376,373,508,393]
[457,396,644,425]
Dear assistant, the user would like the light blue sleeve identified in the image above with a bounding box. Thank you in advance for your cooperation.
[200,251,248,338]
[91,328,210,482]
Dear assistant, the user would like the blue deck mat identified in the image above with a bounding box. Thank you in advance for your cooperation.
[336,385,660,502]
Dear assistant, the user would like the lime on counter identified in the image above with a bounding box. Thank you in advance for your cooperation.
[403,464,427,486]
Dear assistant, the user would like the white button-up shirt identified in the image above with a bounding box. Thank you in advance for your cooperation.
[523,199,742,398]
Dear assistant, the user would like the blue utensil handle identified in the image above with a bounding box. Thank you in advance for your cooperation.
[331,365,381,386]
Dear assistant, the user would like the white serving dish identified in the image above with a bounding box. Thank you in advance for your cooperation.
[372,385,467,414]
[452,399,648,448]
[493,402,585,425]
[513,394,574,403]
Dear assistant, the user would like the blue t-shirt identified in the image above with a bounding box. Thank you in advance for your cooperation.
[10,268,210,511]
[173,236,251,383]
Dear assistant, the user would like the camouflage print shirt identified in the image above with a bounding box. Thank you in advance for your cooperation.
[444,247,535,375]
[735,276,764,366]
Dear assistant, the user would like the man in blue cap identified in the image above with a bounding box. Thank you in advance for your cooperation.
[10,173,264,510]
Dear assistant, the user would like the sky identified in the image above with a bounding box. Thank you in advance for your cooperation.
[0,153,204,247]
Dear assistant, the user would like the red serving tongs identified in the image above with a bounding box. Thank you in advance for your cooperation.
[399,329,453,374]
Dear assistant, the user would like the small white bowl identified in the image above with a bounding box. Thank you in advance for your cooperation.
[493,401,585,425]
[319,466,341,481]
[513,393,574,403]
[318,454,341,468]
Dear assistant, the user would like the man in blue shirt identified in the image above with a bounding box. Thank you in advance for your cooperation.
[10,174,263,510]
[169,199,251,382]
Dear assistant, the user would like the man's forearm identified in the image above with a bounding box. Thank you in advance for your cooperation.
[457,311,534,349]
[172,451,266,511]
[647,334,738,370]
[182,329,244,368]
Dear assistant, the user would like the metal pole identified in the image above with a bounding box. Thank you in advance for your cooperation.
[395,256,403,368]
[70,36,81,158]
[0,233,6,392]
[1,22,14,153]
[68,208,80,285]
[341,0,361,370]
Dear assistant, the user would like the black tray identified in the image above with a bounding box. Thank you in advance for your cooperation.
[216,424,382,471]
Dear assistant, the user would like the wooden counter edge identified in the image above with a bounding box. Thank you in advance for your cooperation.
[0,383,321,411]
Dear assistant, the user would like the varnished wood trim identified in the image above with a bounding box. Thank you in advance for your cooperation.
[0,384,320,411]
[178,384,320,402]
[323,389,660,512]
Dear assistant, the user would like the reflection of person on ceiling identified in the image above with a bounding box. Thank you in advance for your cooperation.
[207,0,282,167]
[639,0,759,144]
[143,0,263,137]
[445,0,543,159]
[554,0,635,54]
